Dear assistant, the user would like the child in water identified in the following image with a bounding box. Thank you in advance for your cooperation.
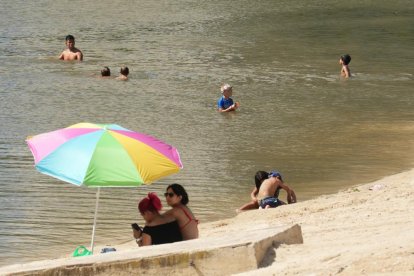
[101,67,111,77]
[339,54,351,78]
[217,83,240,112]
[116,66,129,80]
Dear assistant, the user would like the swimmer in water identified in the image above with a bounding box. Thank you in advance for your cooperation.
[339,54,351,78]
[59,35,83,61]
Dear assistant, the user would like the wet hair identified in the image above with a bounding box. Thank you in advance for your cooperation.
[65,35,75,41]
[255,171,269,189]
[138,192,162,213]
[120,66,129,76]
[340,54,351,65]
[166,183,189,205]
[101,66,111,77]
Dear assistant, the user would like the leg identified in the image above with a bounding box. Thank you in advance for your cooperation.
[236,200,259,213]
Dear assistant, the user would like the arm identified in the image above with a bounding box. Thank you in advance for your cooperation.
[163,208,177,221]
[77,51,83,61]
[218,98,238,112]
[279,182,297,204]
[250,187,258,201]
[219,103,238,112]
[287,189,297,204]
[59,52,64,60]
[141,233,152,246]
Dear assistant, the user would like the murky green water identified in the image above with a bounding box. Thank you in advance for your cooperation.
[0,0,413,266]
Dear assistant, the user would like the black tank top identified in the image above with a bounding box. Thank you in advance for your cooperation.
[143,220,183,245]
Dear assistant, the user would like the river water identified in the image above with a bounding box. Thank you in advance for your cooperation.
[0,0,413,266]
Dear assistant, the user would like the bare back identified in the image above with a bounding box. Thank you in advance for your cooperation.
[165,205,199,240]
[257,177,281,199]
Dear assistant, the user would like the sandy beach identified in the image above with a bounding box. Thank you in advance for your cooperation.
[229,168,414,275]
[2,169,413,275]
[98,168,414,275]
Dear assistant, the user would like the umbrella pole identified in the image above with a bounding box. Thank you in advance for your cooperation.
[90,187,101,254]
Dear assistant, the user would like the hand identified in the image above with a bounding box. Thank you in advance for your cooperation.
[133,228,142,239]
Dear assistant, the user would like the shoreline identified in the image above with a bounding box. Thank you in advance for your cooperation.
[2,168,413,275]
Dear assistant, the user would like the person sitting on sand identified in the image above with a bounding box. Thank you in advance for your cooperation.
[257,170,296,209]
[163,183,199,240]
[217,83,240,112]
[236,171,296,213]
[237,171,269,212]
[135,192,182,246]
[59,35,83,61]
[116,66,129,80]
[339,54,351,78]
[101,66,111,77]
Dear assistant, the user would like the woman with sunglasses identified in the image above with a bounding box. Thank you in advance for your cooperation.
[163,183,199,240]
[136,192,182,246]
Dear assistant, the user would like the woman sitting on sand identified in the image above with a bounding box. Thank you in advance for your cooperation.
[135,192,182,246]
[163,183,199,240]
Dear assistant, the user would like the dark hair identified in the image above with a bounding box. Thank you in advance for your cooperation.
[138,192,162,213]
[340,54,351,65]
[101,66,111,77]
[120,66,129,76]
[65,35,75,41]
[255,171,269,189]
[167,183,189,205]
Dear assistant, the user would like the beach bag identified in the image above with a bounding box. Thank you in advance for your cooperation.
[72,245,92,257]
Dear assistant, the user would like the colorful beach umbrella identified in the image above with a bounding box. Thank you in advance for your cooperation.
[26,122,183,253]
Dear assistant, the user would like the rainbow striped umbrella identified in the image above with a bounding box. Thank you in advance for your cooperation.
[26,122,183,253]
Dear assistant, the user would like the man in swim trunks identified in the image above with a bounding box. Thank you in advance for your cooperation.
[257,171,297,209]
[59,35,83,61]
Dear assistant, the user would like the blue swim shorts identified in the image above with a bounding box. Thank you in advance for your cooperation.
[259,197,282,209]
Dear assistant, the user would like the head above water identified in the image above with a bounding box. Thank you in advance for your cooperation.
[120,66,129,76]
[64,35,76,50]
[340,54,351,65]
[101,66,111,77]
[220,83,232,93]
[65,34,75,42]
[166,183,189,205]
[138,192,162,214]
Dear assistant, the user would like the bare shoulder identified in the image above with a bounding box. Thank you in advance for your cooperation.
[164,208,175,216]
[165,207,183,219]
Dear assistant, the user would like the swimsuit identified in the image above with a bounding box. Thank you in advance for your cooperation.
[217,96,234,110]
[259,196,282,208]
[259,187,283,208]
[177,206,199,230]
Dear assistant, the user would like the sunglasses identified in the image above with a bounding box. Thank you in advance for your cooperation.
[164,192,175,197]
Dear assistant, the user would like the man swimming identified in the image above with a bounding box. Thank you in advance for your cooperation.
[59,35,83,61]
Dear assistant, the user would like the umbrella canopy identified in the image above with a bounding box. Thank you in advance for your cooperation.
[26,122,183,187]
[26,122,183,253]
